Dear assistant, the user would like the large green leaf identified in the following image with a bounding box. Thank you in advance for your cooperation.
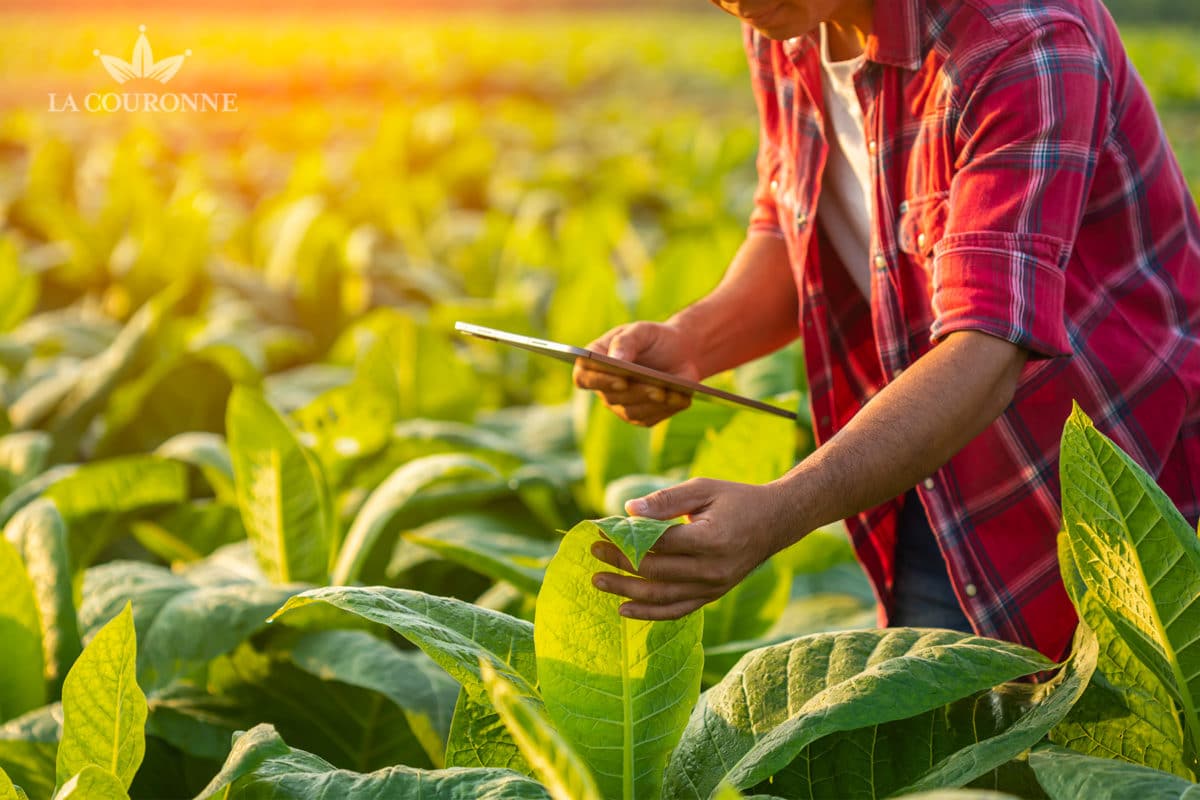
[402,511,555,596]
[272,587,537,773]
[0,705,59,800]
[445,690,527,773]
[203,723,550,800]
[701,593,876,685]
[1030,744,1200,800]
[535,519,704,800]
[53,765,128,800]
[272,586,537,693]
[4,499,80,695]
[79,560,300,689]
[289,630,458,766]
[331,454,508,585]
[193,723,290,800]
[1052,534,1192,777]
[226,385,333,584]
[664,629,1055,799]
[1058,403,1200,762]
[208,643,437,773]
[0,537,44,723]
[42,456,188,520]
[896,623,1097,794]
[40,455,189,573]
[56,602,145,791]
[482,660,601,800]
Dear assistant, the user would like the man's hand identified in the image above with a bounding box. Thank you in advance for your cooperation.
[589,477,801,620]
[572,321,703,427]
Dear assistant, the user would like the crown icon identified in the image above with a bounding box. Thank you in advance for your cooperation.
[93,25,191,85]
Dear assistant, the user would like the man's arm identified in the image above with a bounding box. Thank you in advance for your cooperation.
[772,329,1026,528]
[590,329,1027,620]
[667,232,800,378]
[572,232,799,426]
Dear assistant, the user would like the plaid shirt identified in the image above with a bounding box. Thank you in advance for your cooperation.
[745,0,1200,660]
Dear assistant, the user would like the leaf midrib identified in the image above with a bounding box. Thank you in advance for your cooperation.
[621,615,634,800]
[112,639,127,777]
[1077,431,1200,751]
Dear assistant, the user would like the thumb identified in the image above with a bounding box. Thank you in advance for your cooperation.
[608,323,656,362]
[626,479,713,519]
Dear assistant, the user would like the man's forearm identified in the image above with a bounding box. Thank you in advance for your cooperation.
[667,233,800,378]
[771,330,1029,547]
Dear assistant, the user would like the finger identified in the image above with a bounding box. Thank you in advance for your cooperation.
[591,542,709,583]
[607,403,672,427]
[619,598,709,621]
[595,385,668,406]
[644,519,717,556]
[574,362,628,392]
[591,541,634,572]
[591,572,715,605]
[584,326,623,355]
[608,325,653,362]
[665,390,691,408]
[625,478,717,519]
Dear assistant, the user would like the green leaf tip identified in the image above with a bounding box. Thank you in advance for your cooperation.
[1065,399,1093,430]
[587,515,674,570]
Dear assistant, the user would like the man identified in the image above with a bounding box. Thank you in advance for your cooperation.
[573,0,1200,661]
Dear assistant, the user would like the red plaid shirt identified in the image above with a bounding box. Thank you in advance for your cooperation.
[745,0,1200,660]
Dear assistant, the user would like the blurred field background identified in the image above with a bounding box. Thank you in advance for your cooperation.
[0,5,1195,461]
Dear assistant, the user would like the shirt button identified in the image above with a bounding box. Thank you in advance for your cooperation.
[796,211,808,227]
[916,232,927,250]
[964,583,978,598]
[923,477,935,490]
[873,253,887,270]
[868,139,877,154]
[770,179,779,192]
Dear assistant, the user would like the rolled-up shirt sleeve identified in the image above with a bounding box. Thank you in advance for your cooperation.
[930,21,1113,359]
[744,24,785,239]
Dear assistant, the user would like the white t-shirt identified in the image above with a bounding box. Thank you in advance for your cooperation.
[816,22,873,299]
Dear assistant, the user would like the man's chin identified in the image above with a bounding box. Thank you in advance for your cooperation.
[750,19,814,41]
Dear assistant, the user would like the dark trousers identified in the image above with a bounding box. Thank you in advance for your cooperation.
[890,488,974,632]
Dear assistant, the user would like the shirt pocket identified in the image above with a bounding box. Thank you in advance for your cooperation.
[897,191,950,270]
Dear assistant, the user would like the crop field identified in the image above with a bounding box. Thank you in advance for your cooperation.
[0,11,1198,800]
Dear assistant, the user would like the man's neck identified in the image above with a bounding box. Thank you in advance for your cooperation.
[825,0,873,61]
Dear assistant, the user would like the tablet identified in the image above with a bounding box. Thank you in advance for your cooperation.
[454,322,798,420]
